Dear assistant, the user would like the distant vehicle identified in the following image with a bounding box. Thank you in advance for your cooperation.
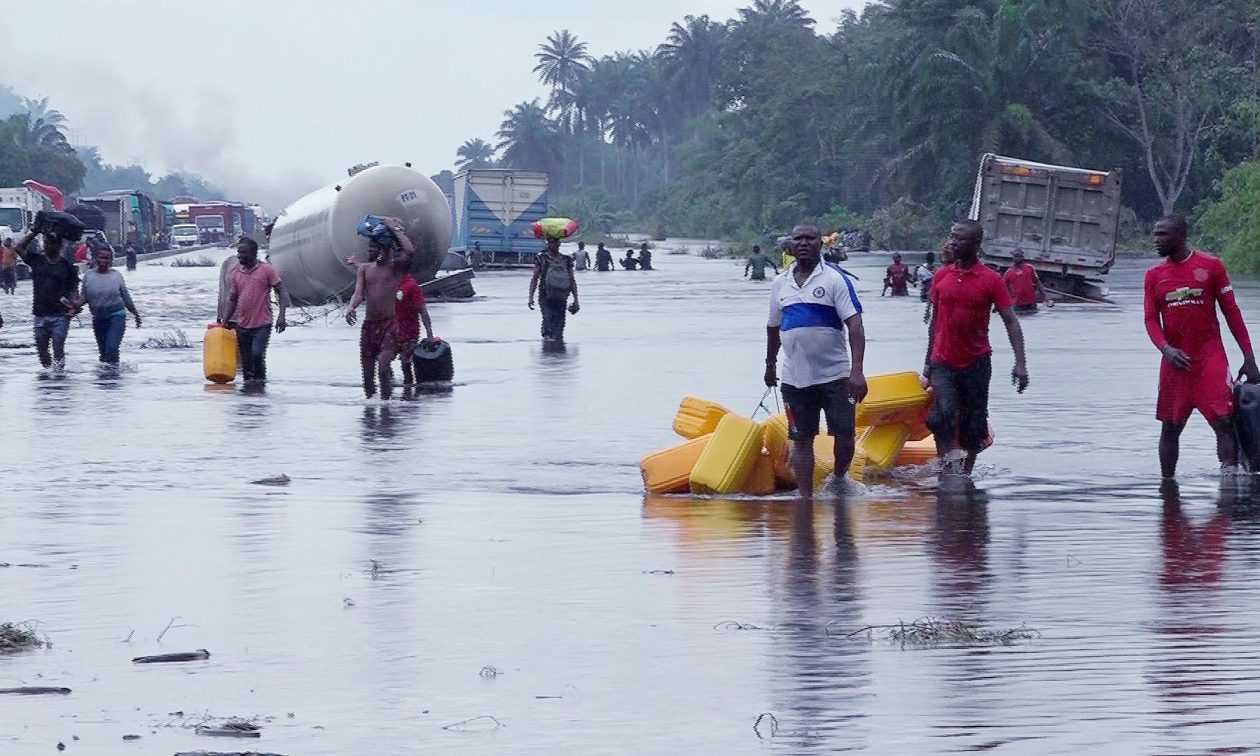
[172,224,200,247]
[450,168,548,267]
[968,153,1122,299]
[189,203,234,243]
[77,190,169,252]
[0,185,55,241]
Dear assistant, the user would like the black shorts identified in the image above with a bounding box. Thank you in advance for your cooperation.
[782,379,857,441]
[926,355,991,453]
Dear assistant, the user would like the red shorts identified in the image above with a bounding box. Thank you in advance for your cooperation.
[1156,349,1233,424]
[360,319,399,362]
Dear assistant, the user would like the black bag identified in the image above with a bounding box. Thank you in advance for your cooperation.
[412,339,454,382]
[1235,382,1260,470]
[33,211,86,242]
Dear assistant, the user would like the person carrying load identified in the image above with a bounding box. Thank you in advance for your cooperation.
[527,217,580,343]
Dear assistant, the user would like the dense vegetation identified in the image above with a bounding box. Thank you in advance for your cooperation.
[458,0,1260,258]
[0,88,224,202]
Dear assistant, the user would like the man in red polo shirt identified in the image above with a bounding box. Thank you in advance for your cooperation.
[924,219,1029,474]
[1144,214,1259,478]
[1003,249,1053,314]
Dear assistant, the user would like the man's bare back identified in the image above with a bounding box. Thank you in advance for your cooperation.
[359,262,404,321]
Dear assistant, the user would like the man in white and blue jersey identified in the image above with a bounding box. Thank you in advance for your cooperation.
[764,221,867,499]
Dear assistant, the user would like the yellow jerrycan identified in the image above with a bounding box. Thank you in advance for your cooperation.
[203,323,238,384]
[673,397,730,439]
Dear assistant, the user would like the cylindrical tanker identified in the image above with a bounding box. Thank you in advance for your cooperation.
[266,164,451,305]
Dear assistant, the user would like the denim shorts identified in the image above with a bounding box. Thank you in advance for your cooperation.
[33,315,70,343]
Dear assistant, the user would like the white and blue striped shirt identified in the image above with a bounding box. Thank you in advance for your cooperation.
[768,262,862,388]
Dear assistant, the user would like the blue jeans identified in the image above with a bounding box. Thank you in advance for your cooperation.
[92,312,127,363]
[236,325,272,381]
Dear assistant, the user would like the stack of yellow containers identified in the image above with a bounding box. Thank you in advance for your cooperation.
[639,371,964,494]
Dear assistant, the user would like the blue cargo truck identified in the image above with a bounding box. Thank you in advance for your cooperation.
[450,169,548,268]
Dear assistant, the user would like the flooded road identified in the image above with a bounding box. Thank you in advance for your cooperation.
[3,243,1260,753]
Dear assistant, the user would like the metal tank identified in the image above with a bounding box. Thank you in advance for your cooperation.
[266,164,451,305]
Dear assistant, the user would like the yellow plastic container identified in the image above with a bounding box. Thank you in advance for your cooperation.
[812,434,837,487]
[895,436,938,467]
[855,372,930,427]
[203,323,238,384]
[690,414,763,494]
[741,452,778,495]
[641,434,712,494]
[762,413,793,484]
[850,423,912,481]
[673,397,730,440]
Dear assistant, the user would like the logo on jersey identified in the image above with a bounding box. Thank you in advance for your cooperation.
[1194,268,1210,283]
[1165,286,1205,307]
[813,286,826,298]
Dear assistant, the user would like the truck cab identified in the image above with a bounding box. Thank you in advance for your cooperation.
[172,224,200,247]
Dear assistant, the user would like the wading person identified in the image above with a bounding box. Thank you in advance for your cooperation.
[527,237,579,343]
[1,237,17,295]
[1004,249,1052,314]
[78,246,141,364]
[395,269,434,386]
[620,249,639,271]
[924,220,1029,475]
[765,221,867,499]
[124,242,137,271]
[1144,214,1259,478]
[345,217,416,399]
[574,241,590,271]
[14,215,80,370]
[744,245,779,281]
[594,242,614,272]
[220,238,287,384]
[883,253,911,296]
[914,251,937,302]
[639,242,653,271]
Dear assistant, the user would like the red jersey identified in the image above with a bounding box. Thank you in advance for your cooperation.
[394,274,426,342]
[930,262,1013,369]
[885,262,911,294]
[1003,264,1039,306]
[1144,251,1251,360]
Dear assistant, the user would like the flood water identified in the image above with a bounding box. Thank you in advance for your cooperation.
[3,242,1260,754]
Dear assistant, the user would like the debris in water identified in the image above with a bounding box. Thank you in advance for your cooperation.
[753,712,780,739]
[175,752,286,756]
[195,719,261,738]
[478,665,502,678]
[441,715,504,731]
[343,598,356,608]
[132,649,211,664]
[122,734,142,741]
[139,328,192,349]
[840,617,1041,646]
[0,686,70,695]
[0,562,50,568]
[0,621,44,652]
[642,569,675,575]
[250,474,290,486]
[167,256,218,268]
[156,615,194,642]
[713,620,773,632]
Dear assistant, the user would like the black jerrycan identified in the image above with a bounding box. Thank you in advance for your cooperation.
[1234,382,1260,470]
[413,338,454,382]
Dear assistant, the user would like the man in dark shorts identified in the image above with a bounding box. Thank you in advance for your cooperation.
[765,220,867,499]
[1144,214,1259,478]
[924,219,1029,475]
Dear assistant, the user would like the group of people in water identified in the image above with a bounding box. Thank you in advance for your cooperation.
[570,240,655,272]
[763,213,1255,498]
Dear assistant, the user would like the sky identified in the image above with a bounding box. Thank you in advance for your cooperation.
[4,0,867,211]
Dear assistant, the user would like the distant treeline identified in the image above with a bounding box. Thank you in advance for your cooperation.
[453,0,1260,261]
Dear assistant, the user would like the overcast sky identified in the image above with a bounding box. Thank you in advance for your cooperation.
[5,0,867,210]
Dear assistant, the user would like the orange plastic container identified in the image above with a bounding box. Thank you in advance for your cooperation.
[641,434,712,493]
[741,452,778,495]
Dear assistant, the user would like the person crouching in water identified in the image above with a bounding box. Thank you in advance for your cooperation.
[346,217,416,399]
[527,237,579,343]
[77,246,141,364]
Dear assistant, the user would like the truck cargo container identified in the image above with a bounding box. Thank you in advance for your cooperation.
[450,169,548,267]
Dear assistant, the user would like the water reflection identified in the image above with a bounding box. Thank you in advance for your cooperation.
[931,480,992,616]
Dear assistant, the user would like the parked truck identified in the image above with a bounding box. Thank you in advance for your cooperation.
[77,190,169,252]
[450,168,549,267]
[0,186,56,241]
[188,203,234,243]
[968,153,1122,299]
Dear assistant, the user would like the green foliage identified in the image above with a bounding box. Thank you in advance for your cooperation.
[1196,160,1260,272]
[867,198,944,251]
[819,206,869,233]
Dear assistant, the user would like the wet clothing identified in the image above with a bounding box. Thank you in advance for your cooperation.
[639,249,653,270]
[81,269,135,319]
[929,262,1013,370]
[236,325,271,382]
[33,314,69,345]
[783,378,857,440]
[594,248,613,271]
[230,262,281,329]
[574,248,590,270]
[914,263,936,302]
[768,262,862,388]
[124,247,137,271]
[1,268,15,291]
[1144,251,1251,424]
[540,297,567,341]
[927,354,992,453]
[1004,264,1041,307]
[884,262,911,296]
[92,312,126,364]
[394,274,426,343]
[621,256,639,271]
[360,318,397,362]
[746,254,777,281]
[23,251,79,317]
[535,252,575,302]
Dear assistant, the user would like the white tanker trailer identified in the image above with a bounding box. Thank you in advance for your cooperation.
[266,164,452,306]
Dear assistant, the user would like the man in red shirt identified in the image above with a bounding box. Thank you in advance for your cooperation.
[1144,214,1259,478]
[924,220,1029,474]
[884,253,911,296]
[1003,249,1053,314]
[395,272,434,385]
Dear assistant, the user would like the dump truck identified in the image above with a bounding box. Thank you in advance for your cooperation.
[450,168,548,267]
[968,153,1122,299]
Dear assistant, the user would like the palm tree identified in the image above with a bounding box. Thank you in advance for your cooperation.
[455,138,496,171]
[656,15,728,122]
[734,0,814,32]
[534,30,591,133]
[496,100,563,173]
[21,97,66,128]
[8,112,69,150]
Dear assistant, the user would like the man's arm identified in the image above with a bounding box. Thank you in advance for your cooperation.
[764,326,781,387]
[419,302,434,340]
[527,259,541,309]
[997,307,1029,392]
[13,230,38,264]
[569,258,578,302]
[383,218,416,260]
[1216,263,1259,380]
[1145,270,1190,370]
[221,289,239,325]
[272,280,287,332]
[345,265,367,324]
[846,314,867,402]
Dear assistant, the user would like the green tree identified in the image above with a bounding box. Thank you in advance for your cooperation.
[1196,160,1260,271]
[455,138,496,171]
[497,100,563,174]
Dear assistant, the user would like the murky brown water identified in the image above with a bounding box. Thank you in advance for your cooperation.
[2,243,1260,753]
